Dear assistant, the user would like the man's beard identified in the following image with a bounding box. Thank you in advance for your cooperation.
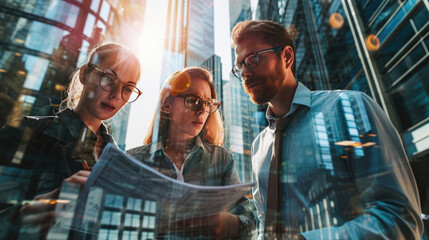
[243,64,286,105]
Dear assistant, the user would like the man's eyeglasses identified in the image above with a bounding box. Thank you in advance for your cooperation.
[176,94,221,113]
[88,64,142,103]
[231,46,284,79]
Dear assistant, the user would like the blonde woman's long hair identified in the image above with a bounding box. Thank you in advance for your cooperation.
[144,67,224,146]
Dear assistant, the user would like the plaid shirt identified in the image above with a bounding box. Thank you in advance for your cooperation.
[0,109,115,239]
[0,108,115,200]
[126,137,256,239]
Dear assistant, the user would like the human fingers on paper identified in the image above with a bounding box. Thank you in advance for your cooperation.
[64,170,90,185]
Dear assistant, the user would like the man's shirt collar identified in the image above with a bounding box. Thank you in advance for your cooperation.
[266,82,312,127]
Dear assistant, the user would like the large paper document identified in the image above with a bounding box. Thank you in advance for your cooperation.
[65,143,255,235]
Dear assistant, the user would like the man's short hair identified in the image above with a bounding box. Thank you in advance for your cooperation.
[231,20,296,75]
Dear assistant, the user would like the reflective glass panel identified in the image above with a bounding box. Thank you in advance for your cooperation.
[2,0,79,28]
[390,61,429,129]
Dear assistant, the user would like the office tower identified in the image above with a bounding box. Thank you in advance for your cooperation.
[161,0,187,83]
[186,0,215,66]
[1,0,94,119]
[256,0,429,234]
[161,0,215,83]
[256,0,429,158]
[229,0,252,30]
[201,54,223,111]
[256,0,279,21]
[223,77,246,183]
[224,0,261,183]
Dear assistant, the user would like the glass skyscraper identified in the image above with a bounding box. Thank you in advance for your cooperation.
[223,75,256,183]
[201,54,224,110]
[224,0,264,184]
[160,0,215,83]
[256,0,429,235]
[258,0,429,157]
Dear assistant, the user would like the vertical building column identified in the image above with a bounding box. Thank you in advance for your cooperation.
[341,0,400,128]
[301,0,331,90]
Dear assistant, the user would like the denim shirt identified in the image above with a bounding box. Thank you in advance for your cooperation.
[126,136,256,239]
[252,82,423,239]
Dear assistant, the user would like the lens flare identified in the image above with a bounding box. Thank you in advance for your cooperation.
[365,34,380,51]
[288,25,298,40]
[55,84,66,92]
[329,13,344,29]
[168,72,191,96]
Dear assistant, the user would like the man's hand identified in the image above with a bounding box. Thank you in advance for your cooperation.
[167,211,241,239]
[19,170,90,238]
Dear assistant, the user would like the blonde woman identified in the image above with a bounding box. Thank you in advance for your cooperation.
[0,42,142,239]
[127,67,255,239]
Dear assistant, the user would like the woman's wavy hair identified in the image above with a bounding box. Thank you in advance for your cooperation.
[144,67,224,146]
[58,42,140,112]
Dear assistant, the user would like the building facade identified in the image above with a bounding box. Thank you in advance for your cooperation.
[255,0,429,234]
[260,0,429,159]
[224,0,265,183]
[201,54,224,109]
[160,0,214,84]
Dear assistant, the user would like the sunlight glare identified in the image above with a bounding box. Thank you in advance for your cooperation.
[126,1,168,150]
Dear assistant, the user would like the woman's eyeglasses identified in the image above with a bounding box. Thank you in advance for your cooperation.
[88,64,142,103]
[176,94,221,113]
